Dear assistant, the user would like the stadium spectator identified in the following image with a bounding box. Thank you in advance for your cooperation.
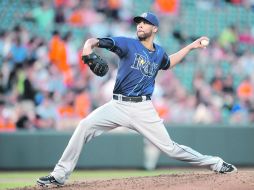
[210,67,224,94]
[0,71,6,96]
[230,101,250,124]
[35,92,58,129]
[17,64,37,102]
[72,1,103,27]
[48,31,73,86]
[47,64,67,95]
[218,25,238,50]
[222,75,235,95]
[239,26,254,45]
[0,100,16,132]
[9,37,28,67]
[54,5,66,24]
[118,0,134,22]
[107,0,122,20]
[56,90,80,130]
[54,0,79,8]
[237,76,253,102]
[29,1,55,31]
[15,99,36,130]
[237,50,254,76]
[192,71,207,103]
[63,32,78,66]
[209,40,228,63]
[0,30,7,62]
[153,0,180,37]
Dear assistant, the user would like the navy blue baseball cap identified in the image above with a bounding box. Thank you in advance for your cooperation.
[133,12,159,27]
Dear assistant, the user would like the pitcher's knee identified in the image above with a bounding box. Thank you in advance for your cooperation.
[77,118,97,143]
[77,118,94,132]
[153,141,175,157]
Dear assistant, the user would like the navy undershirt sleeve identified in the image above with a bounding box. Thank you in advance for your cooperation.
[160,52,171,70]
[98,37,129,58]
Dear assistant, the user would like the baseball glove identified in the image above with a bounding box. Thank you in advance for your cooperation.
[82,52,109,77]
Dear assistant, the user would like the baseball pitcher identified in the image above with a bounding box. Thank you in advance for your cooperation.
[37,12,237,187]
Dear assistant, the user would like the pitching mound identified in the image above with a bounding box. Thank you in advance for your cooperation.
[14,170,254,190]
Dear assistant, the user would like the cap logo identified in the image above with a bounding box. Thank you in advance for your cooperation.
[141,13,147,18]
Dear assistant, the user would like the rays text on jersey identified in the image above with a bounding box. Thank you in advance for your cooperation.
[131,53,159,77]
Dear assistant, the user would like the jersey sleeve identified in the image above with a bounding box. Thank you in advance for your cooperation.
[97,37,129,58]
[160,52,171,70]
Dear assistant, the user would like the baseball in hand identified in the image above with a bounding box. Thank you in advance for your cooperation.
[200,39,209,46]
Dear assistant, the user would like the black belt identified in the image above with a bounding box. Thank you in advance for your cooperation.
[113,94,151,102]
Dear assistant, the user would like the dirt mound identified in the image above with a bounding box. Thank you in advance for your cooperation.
[13,170,254,190]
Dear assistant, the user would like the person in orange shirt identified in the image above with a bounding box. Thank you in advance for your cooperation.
[237,77,253,102]
[0,118,16,132]
[56,91,80,130]
[154,0,179,14]
[74,90,91,118]
[57,91,76,117]
[107,0,121,20]
[153,0,180,37]
[48,31,73,86]
[0,101,16,132]
[68,6,84,27]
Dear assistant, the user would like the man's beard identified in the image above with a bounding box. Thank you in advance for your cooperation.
[137,30,152,41]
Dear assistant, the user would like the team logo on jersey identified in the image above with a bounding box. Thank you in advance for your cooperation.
[131,53,159,77]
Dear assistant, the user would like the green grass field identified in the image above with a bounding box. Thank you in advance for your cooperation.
[0,169,182,189]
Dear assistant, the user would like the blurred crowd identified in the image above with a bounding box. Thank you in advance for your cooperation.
[0,0,254,132]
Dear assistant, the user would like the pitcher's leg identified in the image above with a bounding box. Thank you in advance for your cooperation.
[51,118,110,183]
[51,101,130,183]
[132,102,223,172]
[137,122,223,171]
[169,142,223,171]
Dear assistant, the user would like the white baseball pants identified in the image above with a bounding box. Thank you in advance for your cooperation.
[51,99,224,183]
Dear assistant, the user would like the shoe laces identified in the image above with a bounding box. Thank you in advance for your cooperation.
[44,175,54,180]
[220,163,231,172]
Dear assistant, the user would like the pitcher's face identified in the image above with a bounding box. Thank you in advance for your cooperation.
[136,20,158,41]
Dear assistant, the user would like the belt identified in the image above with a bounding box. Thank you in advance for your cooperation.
[113,94,151,102]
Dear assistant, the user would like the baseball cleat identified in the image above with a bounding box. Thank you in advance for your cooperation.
[37,175,64,187]
[219,162,237,174]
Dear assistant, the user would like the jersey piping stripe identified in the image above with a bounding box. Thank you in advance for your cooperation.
[135,51,150,96]
[175,143,199,158]
[165,56,170,69]
[107,37,115,51]
[135,76,148,96]
[127,76,145,96]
